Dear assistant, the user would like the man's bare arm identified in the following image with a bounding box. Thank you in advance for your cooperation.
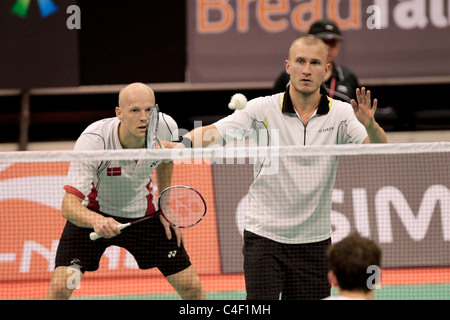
[61,192,121,238]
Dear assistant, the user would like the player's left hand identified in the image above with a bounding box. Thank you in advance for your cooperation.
[160,215,184,247]
[351,87,378,129]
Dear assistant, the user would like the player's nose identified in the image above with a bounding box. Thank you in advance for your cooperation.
[302,64,312,75]
[140,111,148,122]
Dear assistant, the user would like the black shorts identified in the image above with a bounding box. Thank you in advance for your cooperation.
[243,230,331,300]
[54,213,191,277]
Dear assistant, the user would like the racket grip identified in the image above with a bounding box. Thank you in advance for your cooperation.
[89,223,131,241]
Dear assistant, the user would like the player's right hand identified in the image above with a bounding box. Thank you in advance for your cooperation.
[92,217,121,239]
[160,141,185,149]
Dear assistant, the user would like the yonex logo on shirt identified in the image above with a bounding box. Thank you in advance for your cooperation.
[107,167,122,176]
[318,126,335,133]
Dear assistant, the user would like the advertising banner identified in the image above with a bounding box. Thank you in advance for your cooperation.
[213,153,450,272]
[1,152,449,280]
[0,162,221,281]
[187,0,450,83]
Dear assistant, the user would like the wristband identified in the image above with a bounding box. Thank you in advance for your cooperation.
[179,136,192,148]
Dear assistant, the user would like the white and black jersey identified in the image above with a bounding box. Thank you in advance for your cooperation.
[214,88,367,244]
[64,114,178,218]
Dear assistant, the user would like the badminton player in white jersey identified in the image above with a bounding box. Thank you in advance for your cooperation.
[46,83,205,300]
[164,35,387,300]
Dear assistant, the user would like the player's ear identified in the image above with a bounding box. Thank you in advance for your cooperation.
[115,106,122,119]
[285,59,290,74]
[328,270,339,287]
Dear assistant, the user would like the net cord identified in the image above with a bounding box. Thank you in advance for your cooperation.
[1,142,450,163]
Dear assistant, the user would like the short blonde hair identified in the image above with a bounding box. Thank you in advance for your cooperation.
[288,34,329,62]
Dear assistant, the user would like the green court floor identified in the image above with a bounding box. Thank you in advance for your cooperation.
[74,283,450,300]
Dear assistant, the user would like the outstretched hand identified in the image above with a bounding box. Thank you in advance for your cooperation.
[350,87,378,129]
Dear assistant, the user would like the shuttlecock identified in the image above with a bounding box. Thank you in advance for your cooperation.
[228,93,247,110]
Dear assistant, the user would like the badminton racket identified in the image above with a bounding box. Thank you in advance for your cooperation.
[89,185,207,240]
[145,105,162,149]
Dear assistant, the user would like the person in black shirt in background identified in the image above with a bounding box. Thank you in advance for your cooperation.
[273,19,359,103]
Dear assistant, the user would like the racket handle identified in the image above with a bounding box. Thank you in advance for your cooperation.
[89,223,131,241]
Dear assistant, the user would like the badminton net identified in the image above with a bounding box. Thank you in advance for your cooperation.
[0,142,449,300]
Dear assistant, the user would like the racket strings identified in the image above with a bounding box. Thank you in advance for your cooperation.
[145,106,159,149]
[159,188,206,227]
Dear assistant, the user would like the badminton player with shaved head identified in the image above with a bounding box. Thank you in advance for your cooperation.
[274,19,359,103]
[164,35,387,300]
[46,83,205,300]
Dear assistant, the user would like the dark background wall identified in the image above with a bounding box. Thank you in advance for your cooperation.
[78,0,186,85]
[0,0,186,88]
